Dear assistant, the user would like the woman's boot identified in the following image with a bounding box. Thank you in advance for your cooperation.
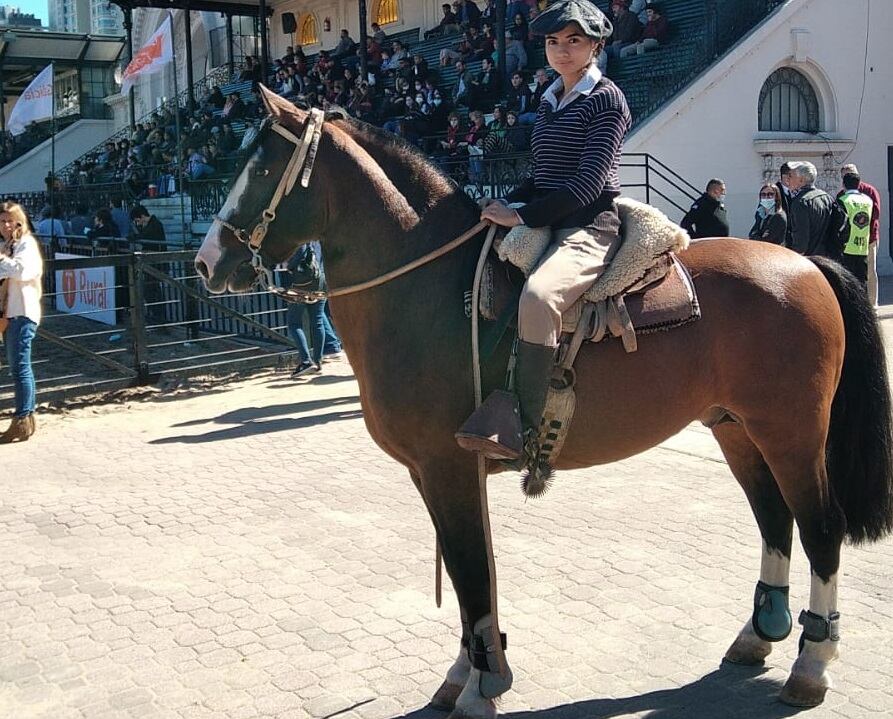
[455,341,557,460]
[0,415,35,444]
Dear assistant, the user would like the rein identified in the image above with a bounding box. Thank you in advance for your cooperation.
[213,110,490,303]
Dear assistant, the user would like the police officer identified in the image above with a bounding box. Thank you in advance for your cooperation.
[838,172,874,286]
[681,178,730,239]
[456,0,630,462]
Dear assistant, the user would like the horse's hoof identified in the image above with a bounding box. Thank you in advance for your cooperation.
[447,709,497,719]
[430,681,463,711]
[724,627,771,666]
[779,674,829,707]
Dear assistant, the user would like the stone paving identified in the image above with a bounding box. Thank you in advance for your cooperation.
[2,324,893,718]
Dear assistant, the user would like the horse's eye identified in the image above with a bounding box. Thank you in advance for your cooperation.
[255,168,270,177]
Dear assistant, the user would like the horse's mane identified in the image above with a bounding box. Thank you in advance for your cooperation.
[324,107,479,218]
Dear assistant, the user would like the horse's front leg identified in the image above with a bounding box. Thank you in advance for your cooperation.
[413,457,513,719]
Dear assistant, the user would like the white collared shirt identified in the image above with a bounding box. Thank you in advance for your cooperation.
[541,64,603,112]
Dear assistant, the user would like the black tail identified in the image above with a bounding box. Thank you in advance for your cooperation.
[811,256,893,544]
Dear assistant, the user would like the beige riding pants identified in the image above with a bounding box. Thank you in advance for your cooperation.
[518,207,622,347]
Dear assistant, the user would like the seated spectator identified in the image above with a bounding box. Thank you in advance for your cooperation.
[282,45,295,64]
[472,57,498,109]
[456,0,482,29]
[186,146,215,180]
[365,37,383,69]
[475,24,496,60]
[451,59,475,106]
[216,123,239,156]
[629,0,649,24]
[607,1,642,58]
[222,92,247,120]
[412,54,430,82]
[238,56,257,82]
[396,57,415,86]
[381,42,407,74]
[505,71,533,116]
[504,33,528,76]
[621,1,669,57]
[110,198,131,239]
[507,0,530,20]
[504,110,529,151]
[436,112,466,166]
[440,31,475,66]
[519,67,551,124]
[371,22,387,46]
[332,29,356,60]
[427,3,461,39]
[509,12,528,41]
[206,86,226,110]
[463,109,488,184]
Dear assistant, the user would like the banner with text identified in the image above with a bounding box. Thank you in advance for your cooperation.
[55,254,117,326]
[7,64,54,136]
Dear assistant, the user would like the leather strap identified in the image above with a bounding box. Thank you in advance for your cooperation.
[467,632,508,671]
[798,609,840,643]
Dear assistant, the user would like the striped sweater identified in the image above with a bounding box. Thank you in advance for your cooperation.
[507,78,632,228]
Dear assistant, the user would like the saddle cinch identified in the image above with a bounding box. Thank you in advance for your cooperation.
[477,198,701,489]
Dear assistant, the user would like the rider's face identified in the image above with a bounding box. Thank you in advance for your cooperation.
[545,24,596,79]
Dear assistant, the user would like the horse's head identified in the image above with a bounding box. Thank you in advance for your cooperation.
[195,86,330,293]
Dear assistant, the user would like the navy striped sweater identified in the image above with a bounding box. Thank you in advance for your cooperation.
[506,78,632,228]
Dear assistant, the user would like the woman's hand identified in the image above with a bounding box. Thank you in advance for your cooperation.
[481,201,522,228]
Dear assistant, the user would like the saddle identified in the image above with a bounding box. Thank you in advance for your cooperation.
[475,198,701,493]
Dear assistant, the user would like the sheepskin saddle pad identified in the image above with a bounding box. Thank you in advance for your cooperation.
[479,198,701,350]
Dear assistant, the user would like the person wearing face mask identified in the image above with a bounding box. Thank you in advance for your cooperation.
[748,184,786,245]
[456,0,631,462]
[680,178,730,239]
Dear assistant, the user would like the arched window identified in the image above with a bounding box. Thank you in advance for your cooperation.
[758,68,820,133]
[300,14,319,46]
[373,0,399,26]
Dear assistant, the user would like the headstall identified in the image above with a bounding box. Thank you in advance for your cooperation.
[213,107,488,304]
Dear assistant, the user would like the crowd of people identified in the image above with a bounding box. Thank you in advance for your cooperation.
[681,162,882,304]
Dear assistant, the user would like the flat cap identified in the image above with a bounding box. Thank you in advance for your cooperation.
[530,0,613,39]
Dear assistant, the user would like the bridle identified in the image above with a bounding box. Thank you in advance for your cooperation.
[213,108,489,303]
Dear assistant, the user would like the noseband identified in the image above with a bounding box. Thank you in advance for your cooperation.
[213,107,489,303]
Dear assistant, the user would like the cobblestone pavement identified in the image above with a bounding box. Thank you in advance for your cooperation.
[3,323,893,718]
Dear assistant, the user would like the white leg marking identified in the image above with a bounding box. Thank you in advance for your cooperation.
[453,669,497,719]
[445,646,472,686]
[760,541,791,586]
[781,572,839,706]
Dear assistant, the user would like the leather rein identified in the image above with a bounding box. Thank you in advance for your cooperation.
[214,109,488,303]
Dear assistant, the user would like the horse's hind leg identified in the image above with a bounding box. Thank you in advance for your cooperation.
[748,422,845,707]
[713,424,794,666]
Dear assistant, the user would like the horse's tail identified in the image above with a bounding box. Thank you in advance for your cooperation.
[810,256,893,544]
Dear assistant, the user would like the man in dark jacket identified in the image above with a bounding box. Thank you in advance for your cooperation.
[787,161,835,256]
[681,179,729,239]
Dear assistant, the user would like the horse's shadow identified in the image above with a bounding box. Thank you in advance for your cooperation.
[391,666,805,719]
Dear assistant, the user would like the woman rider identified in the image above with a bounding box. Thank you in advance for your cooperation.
[457,0,631,461]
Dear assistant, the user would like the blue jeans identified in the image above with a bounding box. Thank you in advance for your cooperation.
[286,300,325,365]
[322,302,342,354]
[5,317,37,417]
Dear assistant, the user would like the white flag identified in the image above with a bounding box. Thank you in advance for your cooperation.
[7,64,54,136]
[121,16,174,95]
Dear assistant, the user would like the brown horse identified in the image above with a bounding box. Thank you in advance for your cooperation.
[195,88,893,718]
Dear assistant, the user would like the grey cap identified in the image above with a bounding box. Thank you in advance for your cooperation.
[529,0,613,40]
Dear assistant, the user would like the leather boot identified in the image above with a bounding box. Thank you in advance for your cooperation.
[0,415,34,444]
[456,389,524,460]
[515,340,558,435]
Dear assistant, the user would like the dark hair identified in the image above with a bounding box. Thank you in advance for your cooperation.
[779,162,792,177]
[843,173,861,190]
[758,183,781,207]
[706,178,725,193]
[130,205,150,220]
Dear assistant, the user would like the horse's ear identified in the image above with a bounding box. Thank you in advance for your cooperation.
[258,84,291,119]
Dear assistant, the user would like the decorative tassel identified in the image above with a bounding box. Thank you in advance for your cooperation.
[521,458,555,498]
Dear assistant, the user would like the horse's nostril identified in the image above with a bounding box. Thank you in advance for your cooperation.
[195,258,210,280]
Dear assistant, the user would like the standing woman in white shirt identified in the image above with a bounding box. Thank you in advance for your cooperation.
[0,201,43,442]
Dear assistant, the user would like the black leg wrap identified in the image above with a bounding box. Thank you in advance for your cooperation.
[750,581,792,642]
[799,610,840,642]
[467,632,508,672]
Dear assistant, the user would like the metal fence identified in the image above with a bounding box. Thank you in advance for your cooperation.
[0,249,299,412]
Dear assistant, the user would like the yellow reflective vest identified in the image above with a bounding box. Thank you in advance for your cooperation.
[839,190,873,257]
